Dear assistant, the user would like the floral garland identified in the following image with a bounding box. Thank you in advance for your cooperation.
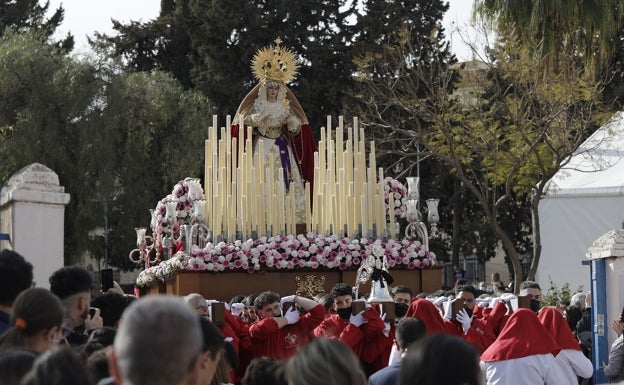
[136,233,436,288]
[383,177,408,219]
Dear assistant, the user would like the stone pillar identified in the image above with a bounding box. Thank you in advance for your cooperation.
[0,163,70,288]
[586,229,624,384]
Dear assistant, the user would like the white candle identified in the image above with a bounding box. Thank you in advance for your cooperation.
[361,195,368,236]
[367,168,374,231]
[353,117,359,152]
[258,139,265,170]
[338,169,345,233]
[305,182,311,233]
[212,189,219,234]
[259,181,266,236]
[241,195,247,239]
[388,192,395,237]
[265,168,273,235]
[336,124,343,171]
[205,166,212,229]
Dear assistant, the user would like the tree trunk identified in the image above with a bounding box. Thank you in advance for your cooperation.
[490,216,522,293]
[452,179,461,266]
[528,191,542,281]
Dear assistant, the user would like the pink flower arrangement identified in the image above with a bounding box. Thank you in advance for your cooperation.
[136,233,437,287]
[383,177,407,219]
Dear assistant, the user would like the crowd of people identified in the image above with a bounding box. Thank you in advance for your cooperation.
[0,248,622,385]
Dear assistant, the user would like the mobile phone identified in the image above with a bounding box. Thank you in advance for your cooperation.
[517,295,531,310]
[352,299,367,316]
[620,306,624,321]
[282,301,295,315]
[210,302,226,326]
[101,268,114,292]
[451,299,465,319]
[88,307,97,318]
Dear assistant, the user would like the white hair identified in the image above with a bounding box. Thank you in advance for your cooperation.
[114,296,202,385]
[182,293,206,309]
[570,293,586,310]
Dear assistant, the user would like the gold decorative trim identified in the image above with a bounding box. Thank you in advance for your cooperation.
[295,274,326,297]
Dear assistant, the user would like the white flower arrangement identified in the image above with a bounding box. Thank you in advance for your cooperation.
[152,179,204,239]
[136,233,437,288]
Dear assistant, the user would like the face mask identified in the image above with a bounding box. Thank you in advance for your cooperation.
[464,307,473,318]
[395,302,408,318]
[530,299,541,313]
[337,306,353,320]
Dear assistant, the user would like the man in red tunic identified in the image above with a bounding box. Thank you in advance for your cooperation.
[248,291,324,360]
[444,285,496,353]
[313,283,385,364]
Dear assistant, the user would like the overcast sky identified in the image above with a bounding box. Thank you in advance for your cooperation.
[45,0,478,60]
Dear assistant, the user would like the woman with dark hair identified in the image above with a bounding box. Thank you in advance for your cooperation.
[0,348,37,385]
[0,288,63,354]
[21,346,93,385]
[241,357,285,385]
[398,334,481,385]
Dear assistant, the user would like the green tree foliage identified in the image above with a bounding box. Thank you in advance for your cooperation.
[354,27,609,291]
[92,0,358,130]
[542,277,583,307]
[90,0,193,88]
[348,1,485,265]
[0,30,101,261]
[0,31,212,268]
[0,0,73,51]
[86,69,212,270]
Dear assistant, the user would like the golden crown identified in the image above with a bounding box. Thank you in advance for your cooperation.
[251,38,299,84]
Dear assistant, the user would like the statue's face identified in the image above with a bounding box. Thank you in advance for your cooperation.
[266,82,280,101]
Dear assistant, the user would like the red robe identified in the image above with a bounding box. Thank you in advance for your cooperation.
[225,311,253,383]
[481,301,510,336]
[313,308,386,361]
[405,298,455,335]
[362,321,395,375]
[249,304,325,360]
[445,314,496,353]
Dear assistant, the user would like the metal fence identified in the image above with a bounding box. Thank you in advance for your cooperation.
[442,255,486,290]
[441,254,532,290]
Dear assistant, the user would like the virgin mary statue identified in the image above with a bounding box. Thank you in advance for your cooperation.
[232,39,317,224]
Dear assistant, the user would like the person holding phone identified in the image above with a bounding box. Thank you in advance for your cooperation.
[49,266,103,347]
[444,285,496,353]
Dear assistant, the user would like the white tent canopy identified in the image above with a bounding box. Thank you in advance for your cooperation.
[537,111,624,292]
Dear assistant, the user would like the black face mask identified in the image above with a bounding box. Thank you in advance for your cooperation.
[395,302,408,318]
[530,299,542,313]
[337,306,353,320]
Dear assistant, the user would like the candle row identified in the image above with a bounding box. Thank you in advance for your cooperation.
[203,115,390,240]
